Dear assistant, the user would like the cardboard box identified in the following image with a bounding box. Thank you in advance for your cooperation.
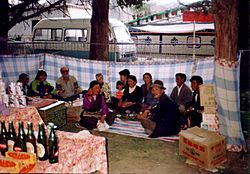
[201,122,219,132]
[204,107,216,114]
[199,84,216,108]
[202,113,218,124]
[38,101,67,128]
[179,127,226,169]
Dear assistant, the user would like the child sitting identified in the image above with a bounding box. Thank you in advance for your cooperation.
[115,81,124,100]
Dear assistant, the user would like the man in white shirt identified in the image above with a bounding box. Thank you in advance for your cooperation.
[170,73,192,112]
[56,67,83,101]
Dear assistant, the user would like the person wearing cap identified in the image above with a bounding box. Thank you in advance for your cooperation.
[137,80,181,138]
[76,80,115,129]
[118,75,143,113]
[95,73,112,103]
[56,67,83,102]
[170,73,192,113]
[185,75,204,127]
[17,73,31,96]
[30,70,56,99]
[119,69,130,89]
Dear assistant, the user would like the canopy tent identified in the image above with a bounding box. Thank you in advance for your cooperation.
[130,23,214,34]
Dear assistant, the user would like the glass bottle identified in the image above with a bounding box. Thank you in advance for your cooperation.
[48,124,58,163]
[26,122,37,154]
[0,121,8,156]
[37,123,48,161]
[7,121,16,151]
[13,122,27,152]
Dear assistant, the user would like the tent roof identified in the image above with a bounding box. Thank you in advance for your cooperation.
[130,23,214,34]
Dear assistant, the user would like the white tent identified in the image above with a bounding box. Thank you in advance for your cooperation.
[131,23,214,34]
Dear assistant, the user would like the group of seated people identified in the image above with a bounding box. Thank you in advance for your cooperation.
[18,67,83,101]
[17,67,204,138]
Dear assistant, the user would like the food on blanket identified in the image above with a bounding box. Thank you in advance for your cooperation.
[6,151,36,168]
[0,157,20,173]
[0,153,36,173]
[19,163,36,173]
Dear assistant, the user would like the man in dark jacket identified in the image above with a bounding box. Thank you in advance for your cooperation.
[185,75,204,127]
[138,80,181,138]
[170,73,192,112]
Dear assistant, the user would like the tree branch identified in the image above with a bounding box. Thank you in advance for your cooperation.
[8,0,65,31]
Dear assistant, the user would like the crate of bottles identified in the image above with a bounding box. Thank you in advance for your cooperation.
[38,101,66,128]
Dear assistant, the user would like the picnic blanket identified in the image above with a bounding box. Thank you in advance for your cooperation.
[105,118,179,143]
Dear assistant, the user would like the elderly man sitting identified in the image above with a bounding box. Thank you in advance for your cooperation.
[56,67,83,102]
[137,80,181,138]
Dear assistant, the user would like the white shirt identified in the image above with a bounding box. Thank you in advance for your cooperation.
[129,85,136,94]
[177,84,183,96]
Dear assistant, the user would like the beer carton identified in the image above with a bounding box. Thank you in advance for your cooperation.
[179,127,226,169]
[202,113,218,124]
[200,122,219,132]
[204,107,216,114]
[199,84,216,108]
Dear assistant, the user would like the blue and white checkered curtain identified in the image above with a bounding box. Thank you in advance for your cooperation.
[214,58,246,152]
[43,54,214,95]
[0,54,44,84]
[1,54,214,95]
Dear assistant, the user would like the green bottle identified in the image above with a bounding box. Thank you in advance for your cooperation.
[7,121,16,151]
[48,125,58,163]
[37,123,48,161]
[13,122,27,152]
[0,121,8,156]
[26,122,37,154]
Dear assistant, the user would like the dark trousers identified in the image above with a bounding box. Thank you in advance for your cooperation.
[79,111,116,130]
[186,110,202,127]
[56,94,80,102]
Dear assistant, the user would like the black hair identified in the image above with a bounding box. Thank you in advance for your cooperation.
[17,73,29,82]
[190,75,203,84]
[119,69,130,77]
[128,75,137,83]
[175,73,187,82]
[143,72,152,80]
[89,80,100,89]
[116,80,124,86]
[35,70,47,80]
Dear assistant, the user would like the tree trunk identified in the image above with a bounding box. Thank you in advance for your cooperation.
[89,0,109,61]
[0,0,9,54]
[212,0,239,61]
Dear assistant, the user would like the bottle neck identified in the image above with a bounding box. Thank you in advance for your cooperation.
[9,122,14,132]
[18,123,25,136]
[1,122,7,133]
[49,128,55,140]
[27,125,33,135]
